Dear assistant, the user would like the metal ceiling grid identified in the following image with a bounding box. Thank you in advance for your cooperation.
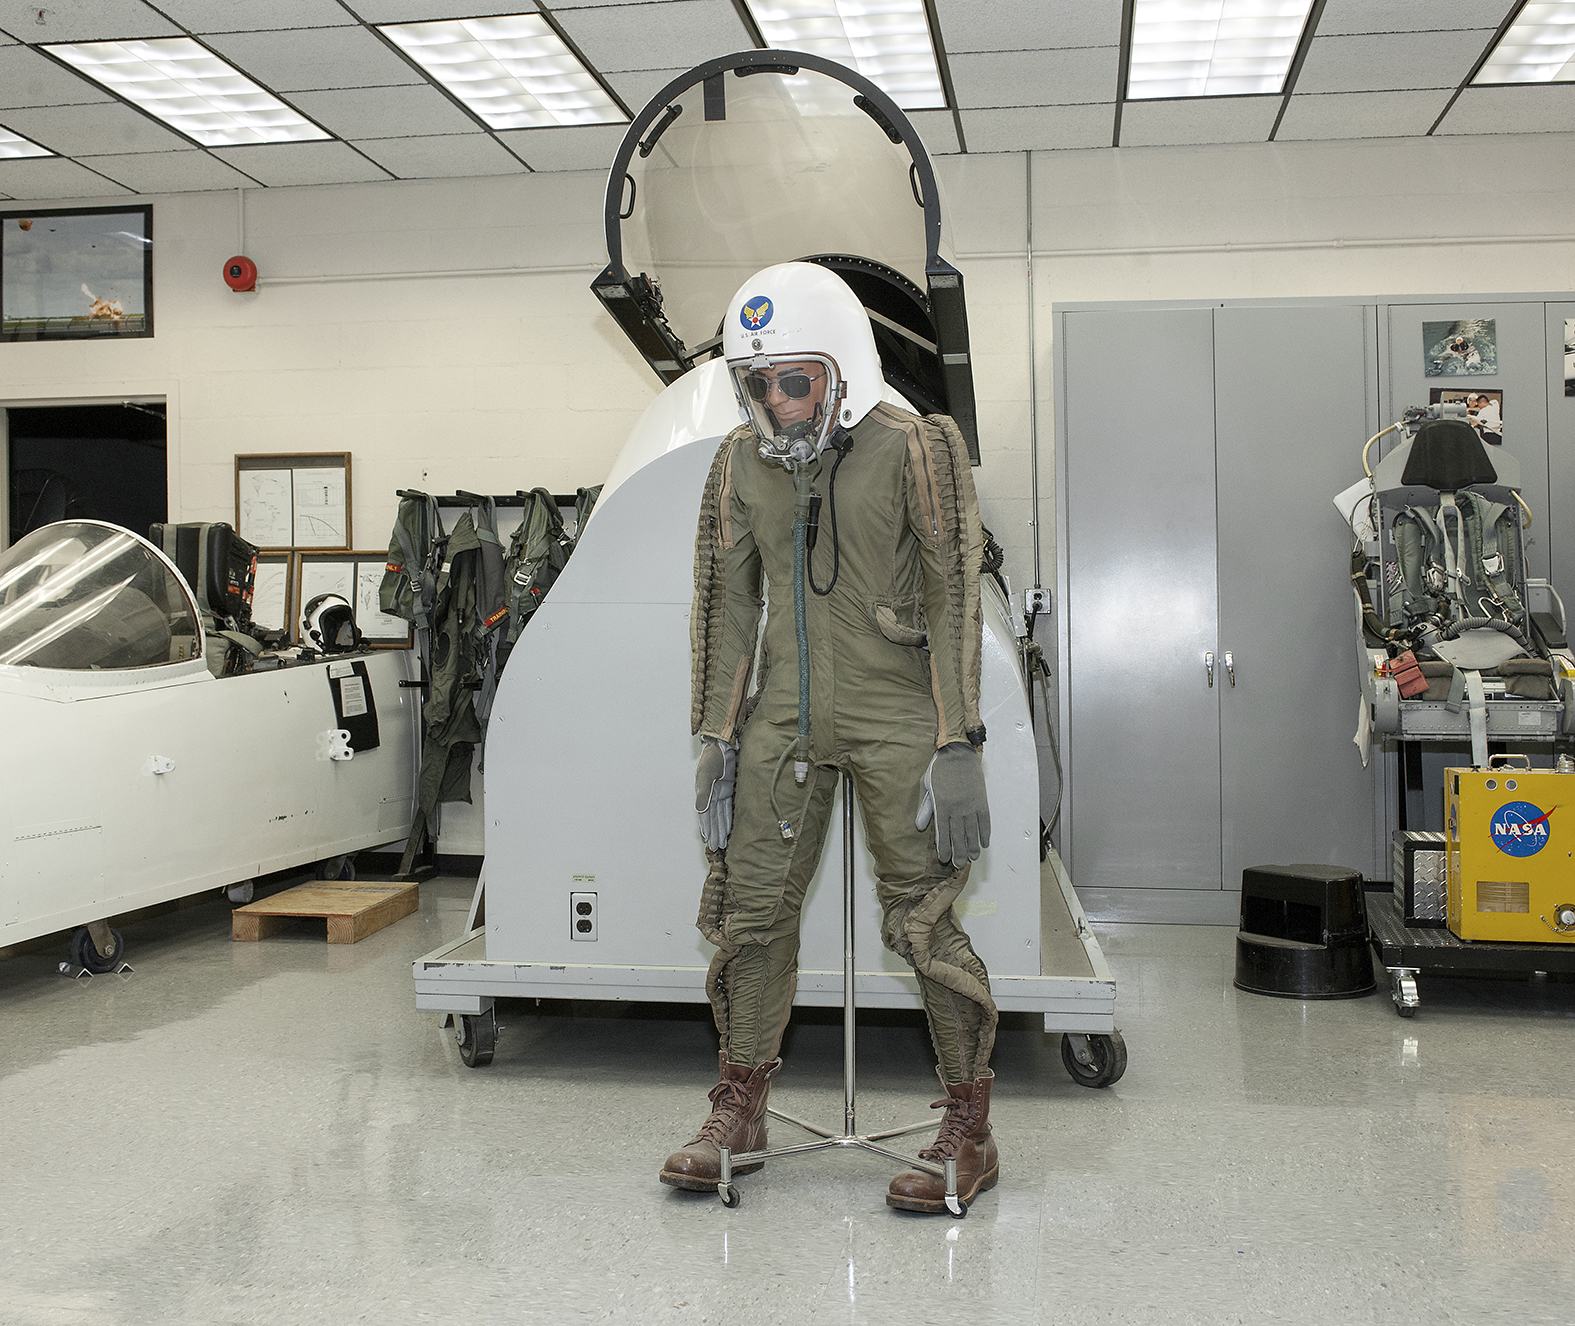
[0,0,1569,201]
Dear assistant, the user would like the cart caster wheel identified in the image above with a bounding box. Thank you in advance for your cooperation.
[946,1196,968,1218]
[68,926,124,974]
[456,1009,496,1067]
[1388,968,1420,1018]
[227,880,255,905]
[317,855,355,881]
[1060,1031,1127,1088]
[719,1186,741,1209]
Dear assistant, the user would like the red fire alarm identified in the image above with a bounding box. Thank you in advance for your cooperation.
[223,255,257,292]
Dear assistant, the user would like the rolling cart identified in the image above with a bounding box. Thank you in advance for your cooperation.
[1368,883,1575,1016]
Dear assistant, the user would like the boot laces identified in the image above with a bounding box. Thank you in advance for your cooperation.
[690,1077,753,1146]
[919,1095,977,1161]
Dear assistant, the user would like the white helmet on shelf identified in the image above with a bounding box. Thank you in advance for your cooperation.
[301,593,361,653]
[723,261,882,468]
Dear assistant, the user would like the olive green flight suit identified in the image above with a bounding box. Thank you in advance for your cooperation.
[691,403,998,1084]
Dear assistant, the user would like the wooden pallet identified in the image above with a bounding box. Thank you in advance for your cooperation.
[231,879,419,944]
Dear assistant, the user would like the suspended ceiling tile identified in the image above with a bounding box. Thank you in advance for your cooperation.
[605,66,690,114]
[350,0,543,19]
[949,47,1118,110]
[960,104,1115,153]
[1119,95,1280,147]
[1437,84,1575,136]
[494,121,628,171]
[0,0,180,42]
[83,147,257,192]
[210,140,392,185]
[156,0,357,32]
[204,25,421,92]
[355,132,525,178]
[3,101,193,155]
[1294,30,1494,95]
[0,155,130,197]
[289,84,482,139]
[0,44,112,108]
[1275,88,1454,140]
[0,29,15,44]
[933,0,1123,54]
[546,0,666,7]
[555,0,749,73]
[907,108,960,155]
[1314,0,1511,36]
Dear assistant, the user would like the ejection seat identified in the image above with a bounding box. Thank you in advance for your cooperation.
[1349,405,1575,768]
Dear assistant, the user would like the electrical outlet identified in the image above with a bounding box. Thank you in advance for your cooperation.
[1024,588,1052,616]
[570,891,597,941]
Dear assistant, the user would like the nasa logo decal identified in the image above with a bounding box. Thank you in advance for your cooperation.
[740,296,773,329]
[1490,800,1555,857]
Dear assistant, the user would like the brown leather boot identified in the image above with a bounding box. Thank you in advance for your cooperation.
[659,1054,780,1191]
[886,1069,998,1213]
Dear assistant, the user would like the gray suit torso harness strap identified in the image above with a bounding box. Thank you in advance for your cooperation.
[1445,667,1491,768]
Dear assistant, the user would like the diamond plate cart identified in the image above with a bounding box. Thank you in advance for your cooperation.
[1367,884,1575,1016]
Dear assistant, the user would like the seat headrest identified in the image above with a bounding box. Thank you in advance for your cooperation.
[1400,418,1496,491]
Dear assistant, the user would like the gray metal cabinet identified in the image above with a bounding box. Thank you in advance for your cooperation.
[1214,305,1379,894]
[1061,309,1223,901]
[1056,301,1380,922]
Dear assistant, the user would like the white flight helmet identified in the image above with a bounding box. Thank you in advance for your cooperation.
[724,261,882,469]
[302,593,362,653]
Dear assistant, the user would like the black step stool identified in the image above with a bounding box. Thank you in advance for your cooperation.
[1234,864,1376,999]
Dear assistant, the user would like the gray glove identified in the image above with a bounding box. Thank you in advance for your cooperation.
[915,742,991,866]
[696,736,738,851]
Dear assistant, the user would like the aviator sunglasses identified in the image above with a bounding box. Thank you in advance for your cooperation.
[744,369,827,401]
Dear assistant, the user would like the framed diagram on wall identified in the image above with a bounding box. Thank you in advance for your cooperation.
[235,452,352,551]
[252,552,295,635]
[1,206,154,341]
[296,551,410,648]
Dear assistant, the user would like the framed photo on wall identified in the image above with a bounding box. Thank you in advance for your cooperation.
[235,452,352,551]
[296,550,411,648]
[1,205,154,341]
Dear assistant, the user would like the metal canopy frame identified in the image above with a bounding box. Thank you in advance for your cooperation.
[590,49,980,462]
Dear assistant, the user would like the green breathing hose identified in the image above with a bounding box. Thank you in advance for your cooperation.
[792,467,813,784]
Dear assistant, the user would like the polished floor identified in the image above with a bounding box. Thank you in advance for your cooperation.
[2,876,1573,1325]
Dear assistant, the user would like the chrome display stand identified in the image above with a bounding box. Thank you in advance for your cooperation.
[717,773,966,1217]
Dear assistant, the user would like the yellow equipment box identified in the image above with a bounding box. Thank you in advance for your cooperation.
[1446,761,1575,943]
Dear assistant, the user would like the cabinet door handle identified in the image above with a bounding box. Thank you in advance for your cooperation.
[1225,651,1235,688]
[1205,651,1215,688]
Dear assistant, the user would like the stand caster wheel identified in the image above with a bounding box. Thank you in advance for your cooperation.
[317,855,355,881]
[1061,1031,1127,1088]
[718,1186,741,1209]
[68,926,124,974]
[456,1009,496,1067]
[945,1196,968,1218]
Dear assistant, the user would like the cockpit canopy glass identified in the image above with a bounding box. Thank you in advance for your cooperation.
[619,64,951,353]
[0,521,201,670]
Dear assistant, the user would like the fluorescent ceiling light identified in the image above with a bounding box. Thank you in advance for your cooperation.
[744,0,946,110]
[44,39,328,147]
[0,127,54,159]
[1127,0,1315,100]
[1474,3,1575,85]
[379,15,625,128]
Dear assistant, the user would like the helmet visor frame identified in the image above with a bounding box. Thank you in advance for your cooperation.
[728,353,842,464]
